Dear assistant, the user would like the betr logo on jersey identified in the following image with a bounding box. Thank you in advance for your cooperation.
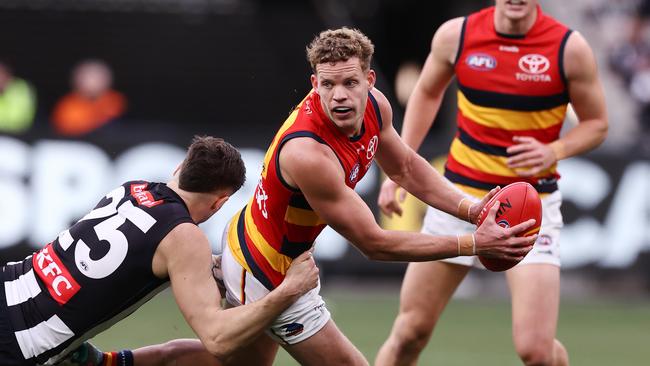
[516,54,552,82]
[466,53,497,71]
[130,183,163,208]
[33,243,81,305]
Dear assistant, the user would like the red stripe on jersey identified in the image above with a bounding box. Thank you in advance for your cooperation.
[457,111,564,146]
[446,154,559,187]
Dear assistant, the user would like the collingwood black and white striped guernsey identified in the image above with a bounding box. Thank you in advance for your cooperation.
[0,181,194,365]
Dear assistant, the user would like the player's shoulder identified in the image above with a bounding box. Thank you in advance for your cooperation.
[563,31,597,78]
[280,136,343,188]
[162,222,206,249]
[282,136,334,167]
[433,17,465,45]
[169,221,202,236]
[564,31,593,57]
[370,87,392,125]
[431,17,465,64]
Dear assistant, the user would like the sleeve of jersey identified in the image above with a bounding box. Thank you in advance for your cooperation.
[148,203,196,247]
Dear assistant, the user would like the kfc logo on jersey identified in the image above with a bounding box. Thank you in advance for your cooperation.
[33,243,81,305]
[366,135,378,160]
[466,53,497,71]
[516,54,552,82]
[130,183,163,208]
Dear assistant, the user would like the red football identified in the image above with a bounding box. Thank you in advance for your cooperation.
[475,182,542,272]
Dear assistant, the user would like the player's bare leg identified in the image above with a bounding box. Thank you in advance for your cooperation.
[220,333,279,366]
[282,319,368,366]
[375,261,470,366]
[507,263,568,366]
[132,339,221,366]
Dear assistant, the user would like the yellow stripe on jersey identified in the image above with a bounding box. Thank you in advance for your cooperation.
[227,211,252,273]
[452,183,551,204]
[457,91,567,131]
[261,92,312,179]
[450,139,557,178]
[244,200,293,274]
[284,206,326,226]
[453,183,491,199]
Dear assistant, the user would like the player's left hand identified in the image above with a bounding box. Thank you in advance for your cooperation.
[211,254,226,298]
[469,186,500,225]
[506,136,556,177]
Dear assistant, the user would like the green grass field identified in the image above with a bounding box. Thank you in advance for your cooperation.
[92,287,650,365]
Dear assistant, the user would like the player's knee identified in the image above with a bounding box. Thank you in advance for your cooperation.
[392,314,435,354]
[514,337,554,366]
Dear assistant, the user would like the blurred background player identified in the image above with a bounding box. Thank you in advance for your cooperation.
[51,59,126,137]
[375,1,608,366]
[0,60,36,134]
[0,136,319,366]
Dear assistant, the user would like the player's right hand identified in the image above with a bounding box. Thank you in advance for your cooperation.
[281,250,319,298]
[378,178,407,217]
[473,200,537,261]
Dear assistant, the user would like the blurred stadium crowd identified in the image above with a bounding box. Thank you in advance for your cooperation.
[0,0,648,151]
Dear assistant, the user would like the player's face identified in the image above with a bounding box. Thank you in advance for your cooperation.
[311,57,376,136]
[495,0,537,21]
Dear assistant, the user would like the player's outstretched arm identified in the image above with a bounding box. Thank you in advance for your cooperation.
[156,224,318,361]
[281,138,534,263]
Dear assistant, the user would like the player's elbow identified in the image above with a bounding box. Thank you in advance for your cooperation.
[387,151,415,185]
[355,233,394,261]
[203,334,237,362]
[595,119,608,145]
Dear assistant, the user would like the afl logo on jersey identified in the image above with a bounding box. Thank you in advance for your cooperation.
[349,162,360,183]
[465,53,497,71]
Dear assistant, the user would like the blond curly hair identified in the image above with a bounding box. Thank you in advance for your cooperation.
[306,27,375,72]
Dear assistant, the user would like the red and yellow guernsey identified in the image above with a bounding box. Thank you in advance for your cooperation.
[447,5,572,198]
[227,90,383,290]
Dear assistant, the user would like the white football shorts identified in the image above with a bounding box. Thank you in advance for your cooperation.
[220,230,331,345]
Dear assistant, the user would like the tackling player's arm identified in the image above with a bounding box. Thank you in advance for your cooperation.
[153,223,318,361]
[507,31,608,175]
[280,137,534,262]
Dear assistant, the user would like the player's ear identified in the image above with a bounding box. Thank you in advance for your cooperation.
[367,69,376,89]
[310,74,318,91]
[172,163,182,176]
[211,193,230,212]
